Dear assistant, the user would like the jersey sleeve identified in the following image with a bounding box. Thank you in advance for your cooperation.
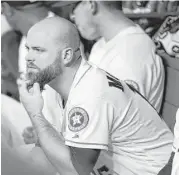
[109,53,148,97]
[173,109,179,152]
[64,98,114,150]
[107,37,164,113]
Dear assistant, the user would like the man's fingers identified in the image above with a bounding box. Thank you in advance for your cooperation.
[17,78,25,88]
[33,83,41,95]
[22,126,34,137]
[16,78,22,87]
[19,73,27,81]
[24,137,36,144]
[25,126,35,136]
[17,78,28,95]
[26,126,34,132]
[22,132,33,138]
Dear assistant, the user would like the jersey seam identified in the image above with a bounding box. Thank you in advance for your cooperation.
[65,140,108,147]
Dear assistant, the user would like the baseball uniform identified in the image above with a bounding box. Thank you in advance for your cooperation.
[61,60,173,175]
[172,109,179,175]
[89,24,165,113]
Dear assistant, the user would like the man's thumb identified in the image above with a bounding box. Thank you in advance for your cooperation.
[33,83,41,94]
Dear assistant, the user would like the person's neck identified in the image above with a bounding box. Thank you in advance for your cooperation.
[97,11,135,42]
[48,61,81,105]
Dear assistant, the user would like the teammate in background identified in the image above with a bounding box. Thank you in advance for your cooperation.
[157,108,179,175]
[172,109,179,175]
[2,134,52,175]
[2,2,58,174]
[70,1,165,113]
[18,17,173,175]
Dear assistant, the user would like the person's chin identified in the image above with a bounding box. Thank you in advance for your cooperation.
[81,31,98,41]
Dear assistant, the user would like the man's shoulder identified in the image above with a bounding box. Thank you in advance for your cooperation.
[73,66,111,102]
[116,25,154,48]
[90,37,105,53]
[81,66,109,91]
[77,67,129,101]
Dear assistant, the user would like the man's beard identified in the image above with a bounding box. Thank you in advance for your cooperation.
[26,58,62,91]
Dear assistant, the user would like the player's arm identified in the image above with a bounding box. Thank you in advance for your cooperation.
[31,114,100,175]
[69,147,100,175]
[17,81,78,175]
[18,81,109,175]
[29,113,77,175]
[63,99,112,175]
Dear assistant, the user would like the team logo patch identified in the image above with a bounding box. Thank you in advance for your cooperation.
[68,107,89,132]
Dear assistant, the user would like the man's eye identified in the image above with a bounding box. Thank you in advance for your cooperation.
[25,46,29,51]
[34,48,44,52]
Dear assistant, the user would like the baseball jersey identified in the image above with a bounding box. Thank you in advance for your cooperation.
[62,60,173,175]
[172,109,179,175]
[1,94,32,147]
[42,85,63,131]
[89,24,165,113]
[1,14,13,37]
[173,109,179,152]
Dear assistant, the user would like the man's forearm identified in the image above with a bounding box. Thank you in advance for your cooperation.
[30,113,78,175]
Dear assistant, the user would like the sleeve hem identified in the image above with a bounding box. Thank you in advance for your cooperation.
[65,140,108,150]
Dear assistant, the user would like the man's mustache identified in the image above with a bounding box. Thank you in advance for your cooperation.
[26,63,40,70]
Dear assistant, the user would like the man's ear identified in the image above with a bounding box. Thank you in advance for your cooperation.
[62,48,74,67]
[89,1,98,15]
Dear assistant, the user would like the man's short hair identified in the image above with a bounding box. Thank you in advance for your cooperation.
[100,1,123,10]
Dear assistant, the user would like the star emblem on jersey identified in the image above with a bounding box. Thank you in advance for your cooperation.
[68,107,89,132]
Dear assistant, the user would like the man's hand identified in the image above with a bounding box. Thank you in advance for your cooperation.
[22,126,37,144]
[17,79,44,118]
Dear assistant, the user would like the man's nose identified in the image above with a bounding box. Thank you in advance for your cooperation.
[25,53,35,62]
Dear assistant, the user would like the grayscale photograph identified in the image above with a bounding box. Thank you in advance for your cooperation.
[1,1,179,175]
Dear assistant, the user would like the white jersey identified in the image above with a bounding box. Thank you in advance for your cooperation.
[1,14,13,37]
[173,109,179,152]
[42,85,63,132]
[89,25,165,112]
[62,60,173,175]
[1,94,32,147]
[172,109,179,175]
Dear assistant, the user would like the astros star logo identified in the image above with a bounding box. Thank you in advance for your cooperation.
[72,113,82,126]
[68,107,89,132]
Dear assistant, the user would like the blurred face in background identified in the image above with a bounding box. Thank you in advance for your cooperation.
[2,3,27,35]
[25,29,62,90]
[2,2,48,36]
[70,1,100,40]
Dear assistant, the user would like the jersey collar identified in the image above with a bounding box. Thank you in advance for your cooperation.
[71,58,92,90]
[66,59,91,105]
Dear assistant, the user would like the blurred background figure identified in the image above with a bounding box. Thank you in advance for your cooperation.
[2,131,55,175]
[172,109,179,175]
[1,0,52,150]
[1,2,58,174]
[157,108,179,175]
[69,1,165,113]
[1,94,31,147]
[1,1,50,100]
